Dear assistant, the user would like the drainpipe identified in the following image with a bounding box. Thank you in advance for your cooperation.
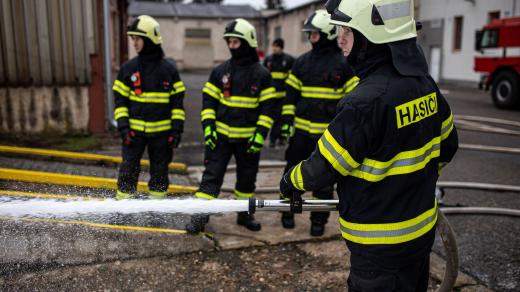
[103,0,117,129]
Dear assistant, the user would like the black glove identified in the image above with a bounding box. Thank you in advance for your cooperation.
[168,131,182,149]
[120,128,136,145]
[280,172,305,213]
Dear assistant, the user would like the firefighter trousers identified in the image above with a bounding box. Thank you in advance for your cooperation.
[198,136,260,199]
[284,132,333,223]
[117,134,173,195]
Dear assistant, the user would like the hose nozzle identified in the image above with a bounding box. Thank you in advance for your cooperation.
[248,197,338,214]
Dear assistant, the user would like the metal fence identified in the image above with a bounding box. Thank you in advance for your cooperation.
[0,0,97,86]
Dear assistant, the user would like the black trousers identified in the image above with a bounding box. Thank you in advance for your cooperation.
[269,99,283,144]
[347,252,430,292]
[117,135,172,194]
[198,137,260,198]
[284,132,333,222]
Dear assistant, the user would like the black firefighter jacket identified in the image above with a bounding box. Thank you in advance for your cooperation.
[263,53,295,97]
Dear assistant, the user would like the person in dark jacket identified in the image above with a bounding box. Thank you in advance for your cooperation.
[280,10,358,236]
[280,1,459,291]
[113,15,185,200]
[185,18,276,233]
[263,38,295,147]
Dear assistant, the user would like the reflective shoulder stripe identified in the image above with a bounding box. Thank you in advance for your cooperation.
[343,76,360,93]
[318,129,360,176]
[339,201,438,244]
[286,73,302,91]
[113,80,130,97]
[290,162,305,191]
[349,137,441,182]
[195,192,215,200]
[171,109,186,121]
[257,114,274,129]
[203,82,222,100]
[282,104,296,116]
[215,121,256,139]
[234,189,254,200]
[441,113,454,141]
[201,108,216,121]
[259,87,277,102]
[114,107,129,120]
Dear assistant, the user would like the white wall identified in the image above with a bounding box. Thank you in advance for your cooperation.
[419,0,519,82]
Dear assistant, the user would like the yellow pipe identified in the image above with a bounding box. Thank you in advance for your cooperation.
[0,168,197,193]
[0,145,187,171]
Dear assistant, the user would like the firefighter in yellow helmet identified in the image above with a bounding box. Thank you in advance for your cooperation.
[185,19,277,233]
[279,9,358,236]
[113,15,186,200]
[280,1,458,290]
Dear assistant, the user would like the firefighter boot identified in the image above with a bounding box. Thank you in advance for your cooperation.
[281,212,295,229]
[185,214,209,234]
[310,218,326,237]
[237,212,261,231]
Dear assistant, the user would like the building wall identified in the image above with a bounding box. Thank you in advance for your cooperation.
[419,0,520,82]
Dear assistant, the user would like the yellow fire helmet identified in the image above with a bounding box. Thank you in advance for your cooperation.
[223,18,258,48]
[127,15,162,45]
[325,0,417,44]
[302,9,338,41]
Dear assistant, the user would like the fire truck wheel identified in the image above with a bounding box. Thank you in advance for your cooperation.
[491,71,520,109]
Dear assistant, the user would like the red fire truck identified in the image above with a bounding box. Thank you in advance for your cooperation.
[474,17,520,109]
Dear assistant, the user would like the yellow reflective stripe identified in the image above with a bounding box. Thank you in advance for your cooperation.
[195,192,215,200]
[343,76,360,93]
[215,121,256,138]
[113,80,130,97]
[171,81,186,94]
[171,109,186,121]
[271,72,288,79]
[201,108,216,121]
[234,189,254,200]
[129,91,170,103]
[257,115,274,129]
[350,137,441,182]
[318,129,360,176]
[220,96,259,109]
[339,201,438,244]
[202,82,222,100]
[114,107,129,120]
[290,162,305,191]
[441,113,454,141]
[301,86,344,99]
[273,91,286,98]
[129,119,171,133]
[294,117,329,135]
[286,74,302,90]
[438,162,448,175]
[282,105,296,116]
[259,87,277,102]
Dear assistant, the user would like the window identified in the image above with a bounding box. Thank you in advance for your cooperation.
[480,29,499,48]
[488,11,500,23]
[453,16,463,51]
[274,26,282,39]
[185,28,211,45]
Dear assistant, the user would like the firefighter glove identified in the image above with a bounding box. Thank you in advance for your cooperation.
[247,131,265,154]
[168,131,182,149]
[204,124,218,150]
[280,172,304,200]
[121,128,136,146]
[280,123,295,143]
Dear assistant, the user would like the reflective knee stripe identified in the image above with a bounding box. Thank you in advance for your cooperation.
[149,190,168,199]
[234,190,254,200]
[201,108,216,122]
[318,129,360,176]
[294,117,329,135]
[441,113,454,141]
[301,86,344,100]
[286,73,302,90]
[259,87,277,102]
[195,192,215,200]
[171,109,186,121]
[256,115,274,129]
[116,190,133,200]
[171,81,186,94]
[113,80,130,97]
[290,162,305,191]
[129,119,171,133]
[129,91,170,103]
[114,107,129,120]
[271,72,288,79]
[215,121,256,139]
[350,137,441,182]
[282,104,296,116]
[340,201,438,244]
[343,76,360,93]
[202,82,222,100]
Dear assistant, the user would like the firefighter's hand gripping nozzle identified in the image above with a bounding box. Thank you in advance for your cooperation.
[248,195,338,214]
